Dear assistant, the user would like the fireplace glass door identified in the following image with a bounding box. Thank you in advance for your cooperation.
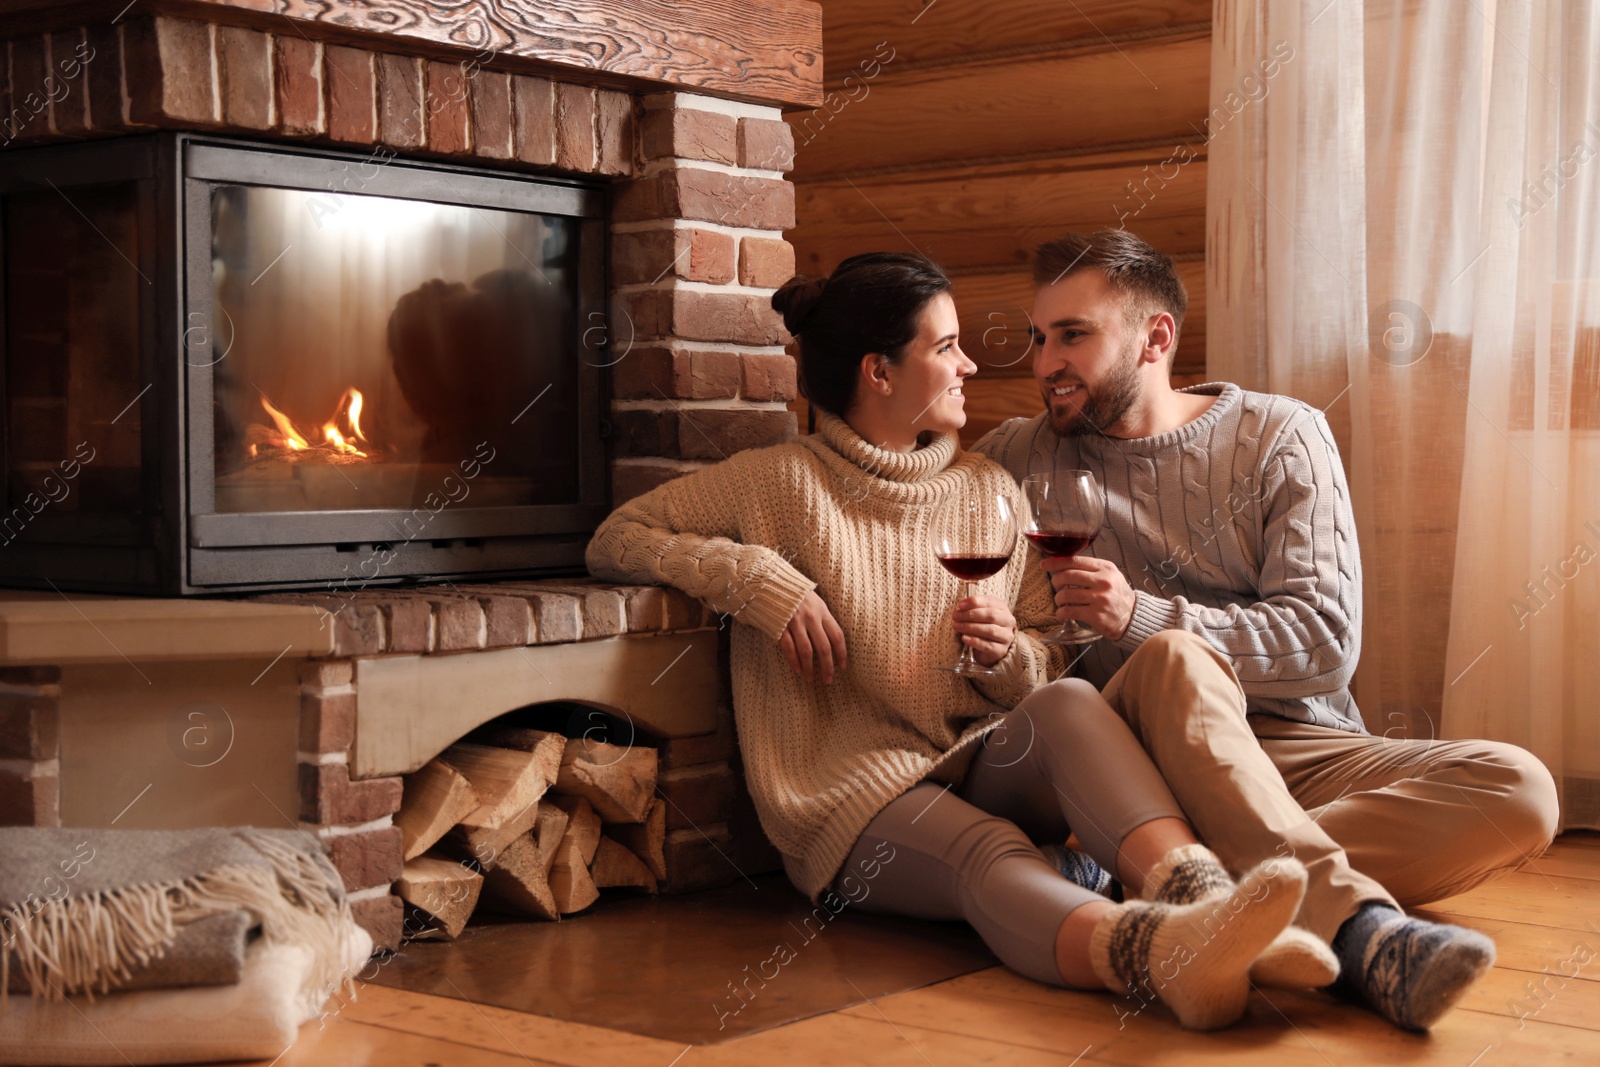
[0,135,607,595]
[182,139,607,588]
[208,185,581,515]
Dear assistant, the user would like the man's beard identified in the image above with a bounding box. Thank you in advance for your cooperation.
[1042,344,1142,437]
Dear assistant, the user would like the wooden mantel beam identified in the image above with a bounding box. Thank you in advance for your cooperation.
[0,0,825,109]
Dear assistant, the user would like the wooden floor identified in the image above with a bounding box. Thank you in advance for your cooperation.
[254,834,1600,1066]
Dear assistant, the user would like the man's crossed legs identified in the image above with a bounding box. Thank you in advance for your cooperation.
[1094,630,1559,1028]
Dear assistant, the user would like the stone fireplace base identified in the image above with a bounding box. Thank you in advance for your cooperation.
[0,579,781,950]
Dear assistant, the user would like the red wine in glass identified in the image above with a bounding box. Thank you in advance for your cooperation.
[932,491,1018,676]
[937,553,1012,582]
[1023,530,1097,559]
[1022,472,1106,645]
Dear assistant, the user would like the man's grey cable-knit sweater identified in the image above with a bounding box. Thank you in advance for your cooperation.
[974,381,1367,733]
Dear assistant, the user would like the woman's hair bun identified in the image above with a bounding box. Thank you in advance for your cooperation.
[771,274,827,335]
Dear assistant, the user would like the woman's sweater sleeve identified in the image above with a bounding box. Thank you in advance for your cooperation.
[585,453,817,642]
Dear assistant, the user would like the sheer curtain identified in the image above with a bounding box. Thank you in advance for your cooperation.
[1207,0,1600,827]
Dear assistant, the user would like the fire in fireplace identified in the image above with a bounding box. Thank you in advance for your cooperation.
[0,133,609,595]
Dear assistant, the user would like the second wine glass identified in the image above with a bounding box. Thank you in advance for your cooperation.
[1021,471,1105,645]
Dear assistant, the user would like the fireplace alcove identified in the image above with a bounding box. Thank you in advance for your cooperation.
[0,132,609,595]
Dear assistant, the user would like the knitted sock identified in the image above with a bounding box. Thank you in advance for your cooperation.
[1144,844,1339,989]
[1040,844,1120,900]
[1089,856,1307,1030]
[1331,902,1496,1031]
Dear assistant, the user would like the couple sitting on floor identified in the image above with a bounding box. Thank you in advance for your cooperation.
[586,229,1559,1032]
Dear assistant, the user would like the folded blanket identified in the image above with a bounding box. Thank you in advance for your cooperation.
[0,921,373,1066]
[0,828,353,1002]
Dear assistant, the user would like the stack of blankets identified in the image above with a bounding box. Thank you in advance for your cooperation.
[0,828,373,1065]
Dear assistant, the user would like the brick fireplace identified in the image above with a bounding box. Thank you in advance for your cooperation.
[0,0,821,949]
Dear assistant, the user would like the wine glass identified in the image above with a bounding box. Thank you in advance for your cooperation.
[933,490,1019,676]
[1021,471,1105,645]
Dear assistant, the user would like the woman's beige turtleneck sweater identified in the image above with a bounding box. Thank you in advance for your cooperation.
[586,413,1057,902]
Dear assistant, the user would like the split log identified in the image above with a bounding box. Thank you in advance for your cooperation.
[397,760,480,861]
[395,854,483,938]
[590,835,658,892]
[603,796,667,881]
[556,736,659,823]
[469,725,567,779]
[443,796,540,868]
[478,801,570,922]
[549,836,600,914]
[445,740,560,834]
[532,802,571,874]
[549,794,602,865]
[548,795,603,914]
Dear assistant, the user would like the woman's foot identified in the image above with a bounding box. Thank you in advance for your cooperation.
[1143,844,1340,989]
[1089,857,1308,1030]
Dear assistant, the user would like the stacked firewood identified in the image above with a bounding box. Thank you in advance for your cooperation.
[391,725,663,938]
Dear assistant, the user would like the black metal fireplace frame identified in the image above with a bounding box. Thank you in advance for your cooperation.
[0,132,610,596]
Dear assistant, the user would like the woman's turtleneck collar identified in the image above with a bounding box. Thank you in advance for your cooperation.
[813,411,960,483]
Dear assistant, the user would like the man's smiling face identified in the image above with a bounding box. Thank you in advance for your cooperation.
[1030,269,1146,438]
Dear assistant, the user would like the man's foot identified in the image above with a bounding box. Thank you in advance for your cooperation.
[1143,843,1339,989]
[1332,902,1495,1031]
[1089,857,1307,1030]
[1040,844,1120,899]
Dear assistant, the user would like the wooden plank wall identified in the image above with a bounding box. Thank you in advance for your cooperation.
[786,0,1213,444]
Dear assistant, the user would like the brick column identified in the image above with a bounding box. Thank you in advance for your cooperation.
[297,658,405,950]
[609,92,800,503]
[655,697,783,890]
[0,667,60,827]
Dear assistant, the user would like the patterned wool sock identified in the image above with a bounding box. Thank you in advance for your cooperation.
[1143,843,1339,989]
[1089,856,1307,1030]
[1331,902,1496,1031]
[1040,844,1120,900]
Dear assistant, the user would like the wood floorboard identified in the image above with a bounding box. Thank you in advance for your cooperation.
[263,1015,567,1066]
[1417,872,1599,931]
[217,834,1600,1065]
[335,983,689,1067]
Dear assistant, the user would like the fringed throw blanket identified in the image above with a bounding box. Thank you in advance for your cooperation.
[0,828,353,1002]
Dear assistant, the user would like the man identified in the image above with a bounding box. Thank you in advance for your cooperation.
[974,229,1559,1031]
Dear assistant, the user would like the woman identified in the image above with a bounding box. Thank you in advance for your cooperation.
[587,253,1335,1030]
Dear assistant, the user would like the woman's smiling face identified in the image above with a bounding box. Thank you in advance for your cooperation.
[883,292,976,440]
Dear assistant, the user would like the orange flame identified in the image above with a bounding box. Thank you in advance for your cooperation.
[259,395,310,451]
[319,388,368,455]
[252,388,371,458]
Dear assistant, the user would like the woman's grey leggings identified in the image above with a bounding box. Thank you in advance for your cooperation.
[829,678,1186,987]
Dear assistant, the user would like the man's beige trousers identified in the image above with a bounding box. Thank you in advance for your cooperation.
[1099,631,1560,941]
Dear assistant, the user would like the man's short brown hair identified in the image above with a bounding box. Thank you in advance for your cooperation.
[1032,230,1188,347]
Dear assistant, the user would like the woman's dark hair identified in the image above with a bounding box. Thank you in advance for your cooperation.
[771,252,952,417]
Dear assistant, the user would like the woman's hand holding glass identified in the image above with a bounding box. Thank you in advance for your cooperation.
[952,594,1016,666]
